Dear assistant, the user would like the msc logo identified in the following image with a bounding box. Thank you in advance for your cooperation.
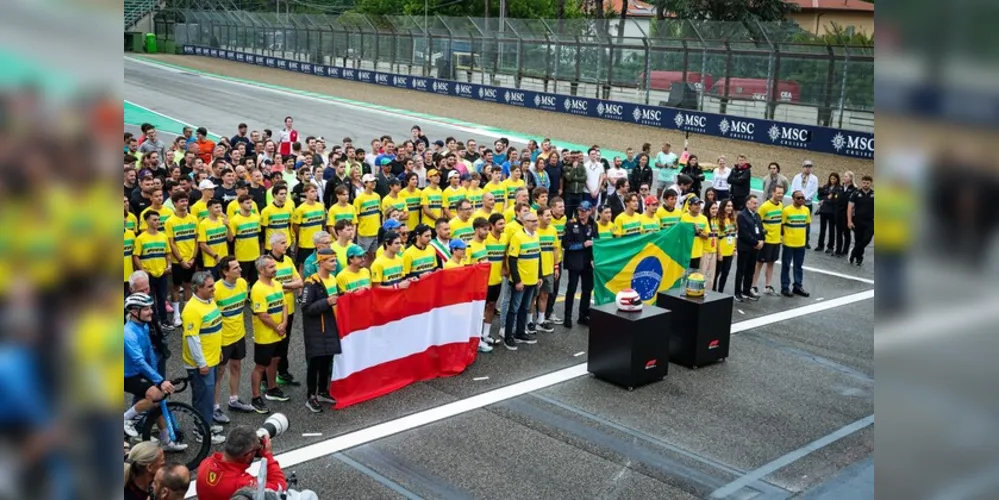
[479,87,497,100]
[455,83,473,96]
[375,73,389,84]
[265,58,275,67]
[358,71,371,81]
[255,56,264,65]
[596,102,623,118]
[277,59,287,69]
[183,46,194,54]
[288,61,299,71]
[505,91,525,104]
[342,69,355,80]
[768,125,811,145]
[392,76,408,88]
[210,49,218,57]
[301,63,312,73]
[563,98,588,113]
[535,94,557,108]
[633,107,663,124]
[719,119,755,139]
[313,65,325,76]
[236,53,245,62]
[432,81,450,93]
[674,112,707,131]
[327,67,340,78]
[831,133,874,158]
[412,78,428,90]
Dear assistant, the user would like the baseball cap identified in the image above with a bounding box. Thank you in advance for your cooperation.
[449,239,467,251]
[688,196,704,205]
[644,195,659,206]
[459,173,472,182]
[578,200,593,211]
[346,245,365,259]
[382,219,402,231]
[802,160,814,167]
[234,180,249,189]
[378,157,393,167]
[434,140,445,147]
[198,180,217,190]
[447,171,460,180]
[361,174,377,183]
[427,169,440,178]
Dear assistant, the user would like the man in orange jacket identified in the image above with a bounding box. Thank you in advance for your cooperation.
[195,426,286,500]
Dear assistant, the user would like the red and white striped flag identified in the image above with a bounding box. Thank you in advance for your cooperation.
[330,264,489,409]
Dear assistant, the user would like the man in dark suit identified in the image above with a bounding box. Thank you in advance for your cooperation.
[606,178,630,220]
[735,194,765,302]
[561,201,597,328]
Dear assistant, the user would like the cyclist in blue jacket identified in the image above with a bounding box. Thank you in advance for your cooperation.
[123,293,187,452]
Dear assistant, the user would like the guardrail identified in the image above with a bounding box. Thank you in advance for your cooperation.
[182,44,873,160]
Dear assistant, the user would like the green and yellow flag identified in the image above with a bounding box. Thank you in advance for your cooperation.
[593,223,695,305]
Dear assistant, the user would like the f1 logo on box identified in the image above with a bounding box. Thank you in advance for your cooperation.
[768,124,811,148]
[432,81,450,95]
[674,111,708,134]
[562,97,589,116]
[375,73,389,85]
[411,78,428,91]
[632,107,663,127]
[504,90,526,106]
[455,83,474,97]
[831,133,874,159]
[719,118,756,141]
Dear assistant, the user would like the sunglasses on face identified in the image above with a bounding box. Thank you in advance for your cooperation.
[794,196,805,201]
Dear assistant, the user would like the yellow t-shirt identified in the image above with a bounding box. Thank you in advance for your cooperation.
[214,278,248,346]
[782,204,811,249]
[227,200,258,221]
[293,201,327,249]
[124,229,135,282]
[484,232,508,286]
[442,186,466,212]
[401,187,423,230]
[181,298,223,368]
[596,221,615,239]
[503,206,519,225]
[125,212,138,233]
[330,241,352,274]
[327,203,358,229]
[552,215,567,240]
[658,206,683,231]
[272,254,301,314]
[466,187,484,210]
[503,178,526,202]
[718,219,737,257]
[251,279,285,345]
[261,202,295,251]
[337,267,372,293]
[537,225,561,276]
[421,186,443,222]
[134,230,169,278]
[681,213,710,259]
[381,194,407,219]
[197,217,229,269]
[613,212,643,238]
[705,219,719,254]
[508,229,541,284]
[190,199,210,222]
[164,213,199,263]
[403,244,438,278]
[229,212,261,262]
[640,213,661,234]
[139,205,174,231]
[443,259,465,269]
[471,208,495,223]
[466,239,489,264]
[449,216,475,243]
[759,200,784,245]
[371,253,405,286]
[484,182,507,211]
[354,192,383,238]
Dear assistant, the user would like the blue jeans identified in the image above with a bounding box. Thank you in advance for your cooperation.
[187,367,216,430]
[780,245,806,291]
[505,284,537,341]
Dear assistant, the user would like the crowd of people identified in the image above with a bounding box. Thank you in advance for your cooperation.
[123,117,877,490]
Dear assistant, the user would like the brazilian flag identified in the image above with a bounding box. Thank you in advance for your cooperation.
[593,224,695,305]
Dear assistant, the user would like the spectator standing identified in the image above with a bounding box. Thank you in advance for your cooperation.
[713,199,737,293]
[848,175,875,266]
[584,148,607,206]
[629,154,654,198]
[300,248,342,412]
[545,152,563,197]
[278,116,298,157]
[734,195,764,301]
[729,155,753,211]
[713,156,732,201]
[653,142,679,196]
[836,171,857,257]
[138,126,167,168]
[561,201,596,328]
[790,160,820,248]
[181,271,226,444]
[780,191,812,297]
[562,154,587,216]
[816,172,843,254]
[605,157,629,198]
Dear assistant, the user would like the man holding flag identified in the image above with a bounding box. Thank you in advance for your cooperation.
[593,217,694,306]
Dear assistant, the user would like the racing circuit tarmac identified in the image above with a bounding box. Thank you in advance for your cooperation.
[125,56,874,500]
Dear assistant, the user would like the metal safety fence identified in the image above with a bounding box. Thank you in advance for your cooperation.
[156,11,874,132]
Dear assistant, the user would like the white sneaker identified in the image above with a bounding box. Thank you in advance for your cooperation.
[478,342,493,353]
[161,440,189,452]
[210,424,224,434]
[124,420,138,438]
[547,314,563,323]
[172,312,182,327]
[196,432,226,445]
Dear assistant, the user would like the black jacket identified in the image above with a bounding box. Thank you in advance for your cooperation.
[630,165,654,192]
[681,165,706,196]
[817,184,843,215]
[837,184,857,215]
[323,174,355,208]
[562,217,596,271]
[737,209,765,252]
[299,274,342,359]
[729,165,753,199]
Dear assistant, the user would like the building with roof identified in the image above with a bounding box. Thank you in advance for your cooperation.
[786,0,874,35]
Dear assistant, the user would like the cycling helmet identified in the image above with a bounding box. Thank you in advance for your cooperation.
[124,293,154,311]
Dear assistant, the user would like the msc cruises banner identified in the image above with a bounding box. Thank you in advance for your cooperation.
[184,45,874,159]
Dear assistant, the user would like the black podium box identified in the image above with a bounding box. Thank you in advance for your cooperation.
[656,289,733,369]
[587,303,671,390]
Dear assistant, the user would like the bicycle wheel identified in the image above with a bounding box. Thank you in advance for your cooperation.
[139,401,213,472]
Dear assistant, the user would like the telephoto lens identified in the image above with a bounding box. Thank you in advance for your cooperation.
[256,413,289,441]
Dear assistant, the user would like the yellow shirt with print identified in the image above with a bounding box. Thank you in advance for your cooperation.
[484,232,508,286]
[139,205,174,231]
[165,213,199,263]
[442,186,467,212]
[381,194,407,219]
[681,213,710,259]
[124,229,135,282]
[261,202,295,251]
[214,278,248,346]
[337,268,372,293]
[421,186,444,222]
[449,216,475,243]
[613,212,643,238]
[403,244,438,278]
[190,199,210,222]
[229,212,262,262]
[134,231,169,278]
[472,208,496,222]
[125,212,138,233]
[758,200,784,244]
[484,181,507,211]
[658,206,683,231]
[251,279,285,345]
[354,192,383,238]
[537,225,561,277]
[330,241,351,275]
[181,298,223,368]
[466,187,484,210]
[502,178,526,202]
[466,239,488,265]
[197,217,229,269]
[639,213,661,234]
[327,203,358,229]
[508,229,541,284]
[401,187,423,230]
[552,215,567,241]
[596,221,614,239]
[443,259,466,269]
[293,201,327,249]
[371,254,405,286]
[718,219,737,257]
[781,204,811,249]
[273,254,301,314]
[226,200,258,221]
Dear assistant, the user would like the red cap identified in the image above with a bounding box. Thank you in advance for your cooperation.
[644,195,659,206]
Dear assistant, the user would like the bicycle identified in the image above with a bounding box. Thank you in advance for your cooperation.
[137,375,213,472]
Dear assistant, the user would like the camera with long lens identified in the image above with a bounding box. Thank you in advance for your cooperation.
[255,413,289,457]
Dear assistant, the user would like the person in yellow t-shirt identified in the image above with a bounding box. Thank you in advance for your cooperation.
[753,186,785,296]
[250,255,288,409]
[190,180,216,221]
[442,171,467,220]
[327,184,358,233]
[268,233,304,386]
[466,173,484,210]
[421,169,444,224]
[699,202,720,288]
[443,239,468,269]
[713,199,738,294]
[449,199,476,243]
[505,211,541,347]
[381,178,407,220]
[780,190,812,297]
[502,167,526,204]
[403,224,438,279]
[133,210,170,320]
[228,194,263,285]
[401,173,424,231]
[613,193,643,238]
[595,205,615,239]
[354,174,383,260]
[125,196,138,233]
[197,199,230,272]
[371,230,410,289]
[226,181,259,220]
[658,190,684,231]
[481,213,507,346]
[213,257,255,414]
[139,188,174,231]
[260,184,295,253]
[639,196,662,234]
[124,228,135,295]
[680,197,710,271]
[504,187,530,224]
[337,245,372,293]
[484,169,507,212]
[165,193,199,327]
[292,184,327,271]
[466,217,490,265]
[474,192,499,221]
[533,206,561,333]
[180,271,224,429]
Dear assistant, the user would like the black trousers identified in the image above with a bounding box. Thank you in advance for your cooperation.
[836,212,851,254]
[239,260,258,287]
[306,354,334,396]
[852,220,874,263]
[565,193,582,219]
[277,313,294,376]
[714,255,734,293]
[563,268,593,321]
[818,213,837,250]
[546,272,562,318]
[804,204,814,246]
[734,247,759,295]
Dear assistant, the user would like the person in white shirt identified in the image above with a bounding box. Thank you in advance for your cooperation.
[653,142,679,197]
[584,147,606,206]
[605,157,629,197]
[278,116,298,158]
[712,156,732,201]
[790,160,820,248]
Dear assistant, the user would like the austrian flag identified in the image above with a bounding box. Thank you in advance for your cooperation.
[330,264,489,409]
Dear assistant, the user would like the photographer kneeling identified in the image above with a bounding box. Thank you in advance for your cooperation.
[196,425,287,500]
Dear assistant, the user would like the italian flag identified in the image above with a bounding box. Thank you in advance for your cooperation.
[330,264,489,409]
